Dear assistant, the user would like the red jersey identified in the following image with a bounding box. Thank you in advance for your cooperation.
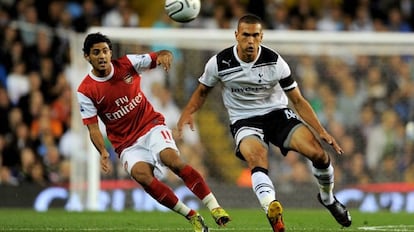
[77,53,165,156]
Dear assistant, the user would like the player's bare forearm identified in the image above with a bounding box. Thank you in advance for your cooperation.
[286,88,343,152]
[178,84,211,133]
[287,88,325,134]
[87,123,107,155]
[293,99,344,154]
[184,84,210,114]
[87,123,112,172]
[294,99,326,134]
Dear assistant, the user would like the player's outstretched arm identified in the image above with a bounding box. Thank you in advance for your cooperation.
[177,84,212,138]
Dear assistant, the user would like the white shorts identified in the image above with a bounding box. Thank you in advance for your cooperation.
[234,126,265,146]
[120,125,179,179]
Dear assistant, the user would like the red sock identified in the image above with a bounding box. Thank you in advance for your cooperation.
[179,165,211,200]
[186,209,197,219]
[143,178,179,209]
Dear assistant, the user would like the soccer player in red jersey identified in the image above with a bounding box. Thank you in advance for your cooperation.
[76,32,230,232]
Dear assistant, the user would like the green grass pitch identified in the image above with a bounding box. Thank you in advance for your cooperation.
[0,208,413,231]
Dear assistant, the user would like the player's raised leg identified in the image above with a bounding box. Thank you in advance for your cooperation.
[178,165,230,226]
[289,125,351,227]
[161,148,231,226]
[239,136,285,232]
[251,167,285,232]
[130,161,208,232]
[313,164,351,227]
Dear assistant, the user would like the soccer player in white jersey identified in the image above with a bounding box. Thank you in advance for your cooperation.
[76,32,230,232]
[177,14,351,231]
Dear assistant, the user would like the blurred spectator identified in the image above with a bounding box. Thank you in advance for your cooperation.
[151,82,201,146]
[278,152,312,185]
[365,109,400,173]
[268,3,290,30]
[43,145,62,184]
[365,66,388,112]
[14,2,48,49]
[16,147,37,183]
[3,122,34,170]
[289,0,317,30]
[202,3,234,29]
[50,83,72,131]
[101,0,139,27]
[295,55,318,83]
[6,107,24,137]
[342,152,371,184]
[349,5,374,31]
[44,0,66,28]
[30,104,63,141]
[0,24,20,74]
[316,83,343,126]
[352,55,372,85]
[17,71,42,124]
[303,15,317,30]
[316,3,345,31]
[39,57,61,103]
[245,0,266,24]
[29,160,48,186]
[58,125,82,159]
[0,85,12,135]
[0,166,19,186]
[355,102,377,151]
[58,159,71,184]
[72,0,101,32]
[6,60,29,105]
[25,27,55,72]
[0,134,19,186]
[0,5,10,29]
[376,154,402,182]
[336,72,366,129]
[23,90,44,128]
[386,7,411,32]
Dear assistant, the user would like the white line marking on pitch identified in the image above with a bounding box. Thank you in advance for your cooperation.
[358,225,414,231]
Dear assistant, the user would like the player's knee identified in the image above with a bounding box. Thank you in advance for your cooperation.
[243,149,268,168]
[131,166,153,186]
[160,149,185,173]
[303,141,327,166]
[309,148,330,168]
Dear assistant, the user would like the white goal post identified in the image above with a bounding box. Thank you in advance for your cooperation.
[87,27,414,55]
[69,28,414,211]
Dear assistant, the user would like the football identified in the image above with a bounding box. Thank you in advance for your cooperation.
[165,0,201,23]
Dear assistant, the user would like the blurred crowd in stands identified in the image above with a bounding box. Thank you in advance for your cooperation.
[0,0,413,188]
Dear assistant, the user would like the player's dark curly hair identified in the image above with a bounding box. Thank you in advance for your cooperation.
[82,32,112,54]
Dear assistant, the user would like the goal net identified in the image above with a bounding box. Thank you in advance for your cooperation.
[69,28,414,210]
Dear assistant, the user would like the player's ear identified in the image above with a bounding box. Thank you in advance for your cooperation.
[84,54,91,63]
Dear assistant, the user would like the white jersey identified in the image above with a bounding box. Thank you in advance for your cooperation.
[199,45,297,124]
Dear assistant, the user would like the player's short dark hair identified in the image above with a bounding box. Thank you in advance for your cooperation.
[237,14,263,27]
[82,32,112,54]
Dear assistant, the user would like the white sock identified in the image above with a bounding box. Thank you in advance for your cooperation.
[312,164,335,205]
[202,193,220,211]
[251,170,276,212]
[173,200,192,217]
